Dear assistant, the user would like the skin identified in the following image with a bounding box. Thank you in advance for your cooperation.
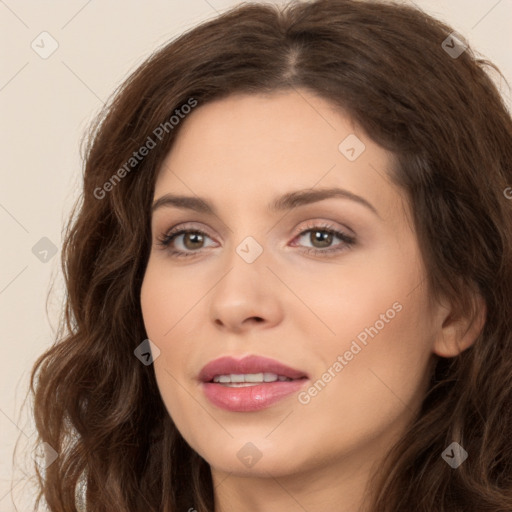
[140,89,485,512]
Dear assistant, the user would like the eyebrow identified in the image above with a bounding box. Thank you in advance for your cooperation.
[151,187,380,218]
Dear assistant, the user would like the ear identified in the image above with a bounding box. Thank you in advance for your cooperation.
[432,291,487,358]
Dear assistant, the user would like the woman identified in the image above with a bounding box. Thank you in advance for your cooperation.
[28,0,512,510]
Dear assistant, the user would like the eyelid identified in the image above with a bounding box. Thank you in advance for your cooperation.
[155,218,356,259]
[157,217,352,240]
[290,218,354,238]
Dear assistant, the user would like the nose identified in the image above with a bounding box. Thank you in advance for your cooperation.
[208,245,284,334]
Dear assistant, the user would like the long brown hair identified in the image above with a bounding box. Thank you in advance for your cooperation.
[25,0,512,510]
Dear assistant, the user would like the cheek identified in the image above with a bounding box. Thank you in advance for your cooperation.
[284,255,411,362]
[303,282,434,434]
[299,250,433,420]
[140,260,202,335]
[140,262,204,410]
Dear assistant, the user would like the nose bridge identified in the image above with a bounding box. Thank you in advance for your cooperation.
[211,202,288,290]
[208,229,281,329]
[234,234,266,266]
[220,207,271,268]
[220,232,269,294]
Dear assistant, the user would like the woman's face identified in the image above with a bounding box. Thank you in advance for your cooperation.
[140,89,451,483]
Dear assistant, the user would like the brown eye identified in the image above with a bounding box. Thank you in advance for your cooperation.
[182,232,206,250]
[156,228,216,258]
[156,223,356,259]
[309,230,334,248]
[292,225,356,255]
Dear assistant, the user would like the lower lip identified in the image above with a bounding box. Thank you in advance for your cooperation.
[201,379,308,412]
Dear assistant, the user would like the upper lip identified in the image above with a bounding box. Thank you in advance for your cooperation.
[198,355,309,382]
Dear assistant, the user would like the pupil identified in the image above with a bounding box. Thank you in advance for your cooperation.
[313,230,332,248]
[185,233,203,249]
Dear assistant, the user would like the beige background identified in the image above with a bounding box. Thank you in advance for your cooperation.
[1,0,511,509]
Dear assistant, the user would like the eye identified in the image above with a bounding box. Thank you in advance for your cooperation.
[155,221,356,259]
[290,221,356,256]
[156,225,216,259]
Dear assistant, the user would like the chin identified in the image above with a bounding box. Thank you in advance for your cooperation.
[200,442,311,478]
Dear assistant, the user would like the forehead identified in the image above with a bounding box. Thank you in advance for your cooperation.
[153,90,404,225]
[159,91,358,165]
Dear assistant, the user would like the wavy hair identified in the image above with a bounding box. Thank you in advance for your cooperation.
[25,0,512,510]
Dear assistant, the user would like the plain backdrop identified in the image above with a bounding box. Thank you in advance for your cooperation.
[1,0,511,509]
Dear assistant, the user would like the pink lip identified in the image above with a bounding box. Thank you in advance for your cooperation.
[198,355,309,412]
[198,355,308,382]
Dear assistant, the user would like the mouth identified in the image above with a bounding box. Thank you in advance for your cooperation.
[198,354,309,383]
[198,355,309,412]
[210,372,305,386]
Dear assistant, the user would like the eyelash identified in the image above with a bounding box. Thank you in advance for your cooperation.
[155,221,356,259]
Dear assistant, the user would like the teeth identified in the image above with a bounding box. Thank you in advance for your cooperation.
[212,373,293,384]
[245,373,264,382]
[264,372,278,382]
